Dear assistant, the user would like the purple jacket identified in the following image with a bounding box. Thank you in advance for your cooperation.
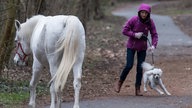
[122,3,158,51]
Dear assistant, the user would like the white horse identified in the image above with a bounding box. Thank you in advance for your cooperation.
[14,15,86,108]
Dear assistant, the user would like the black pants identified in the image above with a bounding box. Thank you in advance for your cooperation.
[120,48,146,87]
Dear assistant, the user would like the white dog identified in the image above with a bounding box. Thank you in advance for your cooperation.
[142,62,171,95]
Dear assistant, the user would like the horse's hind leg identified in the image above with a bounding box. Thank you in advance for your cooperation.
[49,62,60,108]
[49,83,56,108]
[50,82,62,108]
[56,90,62,108]
[29,60,43,108]
[72,60,83,108]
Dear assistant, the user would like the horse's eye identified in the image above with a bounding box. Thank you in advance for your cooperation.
[14,40,18,47]
[14,40,18,43]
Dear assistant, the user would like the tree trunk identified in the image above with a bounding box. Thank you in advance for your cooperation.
[92,0,104,20]
[0,0,17,76]
[26,0,44,18]
[74,0,89,31]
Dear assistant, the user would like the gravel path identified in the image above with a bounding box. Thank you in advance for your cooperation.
[56,96,191,108]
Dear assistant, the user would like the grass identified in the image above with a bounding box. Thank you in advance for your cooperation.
[0,78,49,108]
[0,92,29,108]
[152,1,192,16]
[153,8,192,16]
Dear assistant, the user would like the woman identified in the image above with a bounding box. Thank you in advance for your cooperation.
[114,3,158,96]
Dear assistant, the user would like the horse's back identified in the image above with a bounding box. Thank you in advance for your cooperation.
[44,15,85,52]
[31,15,85,66]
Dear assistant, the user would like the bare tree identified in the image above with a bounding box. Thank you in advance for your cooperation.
[92,0,104,20]
[25,0,44,19]
[0,0,17,76]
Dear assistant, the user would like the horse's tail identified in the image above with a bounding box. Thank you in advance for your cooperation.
[51,16,84,92]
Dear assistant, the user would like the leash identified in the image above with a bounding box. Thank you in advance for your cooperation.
[147,38,154,65]
[141,35,155,65]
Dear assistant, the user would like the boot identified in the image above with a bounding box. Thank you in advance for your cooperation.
[114,80,123,93]
[135,86,143,96]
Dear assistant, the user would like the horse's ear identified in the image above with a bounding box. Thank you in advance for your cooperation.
[15,20,21,30]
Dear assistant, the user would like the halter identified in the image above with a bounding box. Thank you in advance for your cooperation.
[15,42,30,62]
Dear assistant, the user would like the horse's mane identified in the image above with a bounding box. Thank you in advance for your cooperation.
[20,15,45,41]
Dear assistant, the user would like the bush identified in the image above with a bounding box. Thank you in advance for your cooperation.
[181,0,192,8]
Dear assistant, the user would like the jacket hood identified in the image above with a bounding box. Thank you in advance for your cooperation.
[138,3,151,13]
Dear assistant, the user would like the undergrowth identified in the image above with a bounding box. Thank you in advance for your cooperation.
[0,78,48,108]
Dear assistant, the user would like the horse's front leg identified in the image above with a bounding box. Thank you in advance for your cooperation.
[29,60,43,108]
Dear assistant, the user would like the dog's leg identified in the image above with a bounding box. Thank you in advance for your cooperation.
[159,79,171,95]
[150,81,164,95]
[153,87,164,95]
[143,73,148,92]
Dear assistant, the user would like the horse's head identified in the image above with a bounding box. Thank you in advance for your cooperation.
[14,20,31,66]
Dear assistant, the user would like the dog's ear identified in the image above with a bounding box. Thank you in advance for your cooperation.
[146,72,153,76]
[158,69,163,76]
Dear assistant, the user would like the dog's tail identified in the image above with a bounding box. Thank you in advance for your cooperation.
[142,62,154,71]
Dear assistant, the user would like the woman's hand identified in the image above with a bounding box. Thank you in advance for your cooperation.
[135,32,143,39]
[148,45,155,53]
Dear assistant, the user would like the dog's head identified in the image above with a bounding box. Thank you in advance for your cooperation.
[152,69,163,80]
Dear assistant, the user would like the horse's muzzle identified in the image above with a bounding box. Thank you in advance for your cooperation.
[14,56,27,66]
